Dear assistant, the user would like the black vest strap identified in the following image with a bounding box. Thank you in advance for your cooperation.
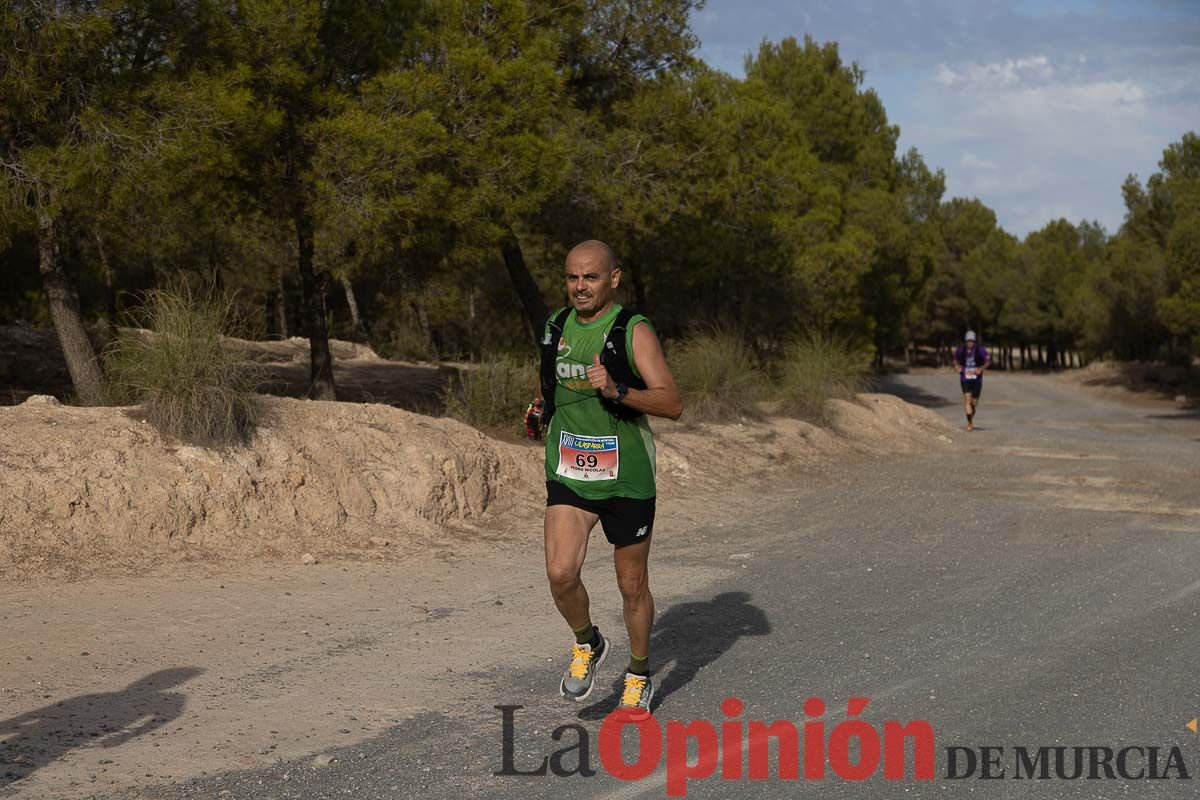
[600,307,647,421]
[539,307,572,425]
[538,306,648,425]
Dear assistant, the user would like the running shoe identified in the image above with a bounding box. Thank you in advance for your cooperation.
[559,630,607,701]
[618,672,654,717]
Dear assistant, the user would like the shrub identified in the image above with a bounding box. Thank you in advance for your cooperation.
[103,287,261,446]
[774,334,870,424]
[670,328,766,423]
[443,354,537,438]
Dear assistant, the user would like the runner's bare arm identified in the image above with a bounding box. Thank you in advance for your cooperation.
[590,321,682,420]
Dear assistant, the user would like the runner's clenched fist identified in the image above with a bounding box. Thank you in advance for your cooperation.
[587,354,618,399]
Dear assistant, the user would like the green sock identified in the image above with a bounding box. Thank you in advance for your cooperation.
[628,653,649,676]
[572,622,595,645]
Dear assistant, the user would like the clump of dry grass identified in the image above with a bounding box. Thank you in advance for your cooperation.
[103,287,261,446]
[442,354,536,438]
[774,333,870,424]
[670,328,767,423]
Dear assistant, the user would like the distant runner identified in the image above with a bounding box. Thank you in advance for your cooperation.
[954,330,989,431]
[527,240,682,716]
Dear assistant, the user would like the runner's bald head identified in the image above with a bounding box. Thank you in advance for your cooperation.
[566,240,618,275]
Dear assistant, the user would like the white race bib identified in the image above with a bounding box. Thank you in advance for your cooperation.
[556,431,619,481]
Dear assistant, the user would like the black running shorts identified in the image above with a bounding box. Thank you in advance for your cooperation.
[960,379,982,398]
[546,480,655,547]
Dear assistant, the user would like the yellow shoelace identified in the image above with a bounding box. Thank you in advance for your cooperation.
[620,675,647,707]
[568,644,594,679]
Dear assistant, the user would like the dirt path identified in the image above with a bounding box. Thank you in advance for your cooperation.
[1,392,948,798]
[6,371,1195,799]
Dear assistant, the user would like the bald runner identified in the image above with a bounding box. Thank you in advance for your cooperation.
[532,239,682,716]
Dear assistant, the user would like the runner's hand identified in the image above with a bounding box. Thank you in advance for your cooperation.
[587,355,618,399]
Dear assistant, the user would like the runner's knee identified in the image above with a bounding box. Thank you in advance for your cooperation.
[546,562,583,592]
[615,568,650,602]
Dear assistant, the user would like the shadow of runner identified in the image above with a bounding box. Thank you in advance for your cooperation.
[577,592,769,720]
[0,667,203,786]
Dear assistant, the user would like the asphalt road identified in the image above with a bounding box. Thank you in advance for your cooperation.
[78,372,1200,798]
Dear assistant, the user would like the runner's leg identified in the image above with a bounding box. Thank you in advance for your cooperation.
[545,504,599,631]
[613,538,654,673]
[548,504,610,701]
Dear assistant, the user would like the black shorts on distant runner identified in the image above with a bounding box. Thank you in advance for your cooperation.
[546,480,655,547]
[960,379,982,398]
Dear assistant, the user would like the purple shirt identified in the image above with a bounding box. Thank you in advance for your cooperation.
[955,343,989,380]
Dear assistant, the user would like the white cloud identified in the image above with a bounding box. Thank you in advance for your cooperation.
[935,55,1054,89]
[961,152,997,170]
[934,67,1154,165]
[918,56,1168,233]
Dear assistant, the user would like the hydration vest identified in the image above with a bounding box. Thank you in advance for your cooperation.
[956,343,986,368]
[539,306,648,425]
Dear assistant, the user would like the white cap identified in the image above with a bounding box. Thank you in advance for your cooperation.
[964,330,977,342]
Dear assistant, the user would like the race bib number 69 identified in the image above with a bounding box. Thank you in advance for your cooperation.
[556,431,619,481]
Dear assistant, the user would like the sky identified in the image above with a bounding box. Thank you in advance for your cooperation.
[692,0,1200,237]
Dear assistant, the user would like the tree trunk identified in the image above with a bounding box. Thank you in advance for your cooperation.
[413,301,439,362]
[294,208,336,400]
[629,262,647,312]
[39,208,106,405]
[341,275,365,341]
[467,288,477,357]
[93,229,116,320]
[274,268,289,337]
[265,291,280,337]
[500,229,548,343]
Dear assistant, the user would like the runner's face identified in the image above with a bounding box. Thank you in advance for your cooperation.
[564,256,619,315]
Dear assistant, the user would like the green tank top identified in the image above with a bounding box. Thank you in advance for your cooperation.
[543,304,657,500]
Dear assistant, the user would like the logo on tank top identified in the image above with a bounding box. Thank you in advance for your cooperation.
[555,337,588,381]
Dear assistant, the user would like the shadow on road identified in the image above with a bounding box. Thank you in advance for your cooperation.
[1144,409,1200,421]
[577,592,769,720]
[869,375,955,409]
[0,667,203,786]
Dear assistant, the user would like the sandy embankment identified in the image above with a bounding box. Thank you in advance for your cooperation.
[0,392,953,581]
[0,389,953,798]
